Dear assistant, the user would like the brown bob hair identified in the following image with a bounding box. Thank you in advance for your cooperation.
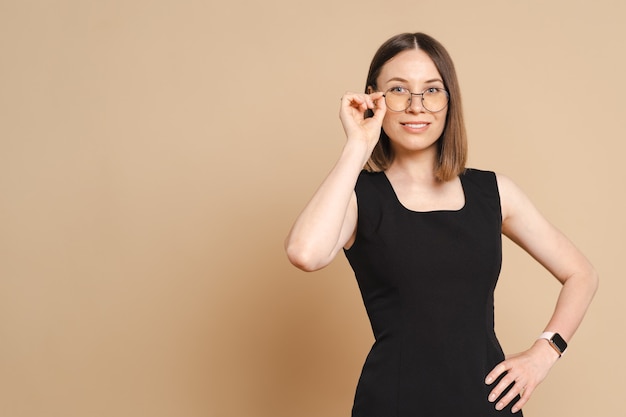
[364,33,467,182]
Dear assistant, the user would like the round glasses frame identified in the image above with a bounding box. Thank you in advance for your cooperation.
[382,87,449,113]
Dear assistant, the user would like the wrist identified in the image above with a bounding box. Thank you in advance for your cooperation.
[532,339,562,364]
[343,137,376,166]
[536,331,568,358]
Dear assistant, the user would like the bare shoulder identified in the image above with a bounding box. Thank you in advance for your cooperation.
[494,171,549,241]
[494,172,530,223]
[494,172,523,197]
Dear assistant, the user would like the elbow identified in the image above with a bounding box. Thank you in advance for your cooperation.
[589,265,600,295]
[574,262,600,300]
[285,240,327,272]
[582,259,600,295]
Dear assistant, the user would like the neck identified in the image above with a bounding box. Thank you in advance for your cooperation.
[387,148,439,183]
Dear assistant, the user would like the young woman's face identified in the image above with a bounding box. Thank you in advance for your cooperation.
[376,48,448,157]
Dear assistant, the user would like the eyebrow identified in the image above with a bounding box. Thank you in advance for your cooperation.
[384,77,444,85]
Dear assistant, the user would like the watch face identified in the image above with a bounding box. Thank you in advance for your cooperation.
[551,333,568,353]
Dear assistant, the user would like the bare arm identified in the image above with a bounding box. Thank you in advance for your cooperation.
[485,173,599,413]
[285,92,386,272]
[498,174,598,341]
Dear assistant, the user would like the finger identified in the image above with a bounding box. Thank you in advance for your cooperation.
[485,362,507,385]
[487,372,516,403]
[351,96,369,113]
[340,93,365,109]
[370,95,387,122]
[365,93,376,109]
[368,91,385,103]
[494,381,524,411]
[342,94,363,109]
[510,384,535,413]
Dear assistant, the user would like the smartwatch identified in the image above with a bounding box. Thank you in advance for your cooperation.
[538,332,568,357]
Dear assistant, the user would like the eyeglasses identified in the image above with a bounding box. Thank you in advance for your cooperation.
[383,87,449,113]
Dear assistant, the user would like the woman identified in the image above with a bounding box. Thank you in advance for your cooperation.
[285,32,598,416]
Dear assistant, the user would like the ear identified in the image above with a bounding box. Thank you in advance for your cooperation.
[366,85,375,94]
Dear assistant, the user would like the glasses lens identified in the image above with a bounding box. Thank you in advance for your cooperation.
[385,89,411,112]
[423,89,449,112]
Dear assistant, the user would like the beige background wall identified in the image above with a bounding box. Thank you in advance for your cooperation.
[1,1,624,416]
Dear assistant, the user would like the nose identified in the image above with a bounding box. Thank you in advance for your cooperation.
[406,93,424,113]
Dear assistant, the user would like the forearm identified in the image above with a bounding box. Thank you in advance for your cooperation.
[285,139,371,271]
[541,265,599,342]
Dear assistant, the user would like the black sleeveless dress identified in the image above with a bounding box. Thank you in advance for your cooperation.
[344,169,522,417]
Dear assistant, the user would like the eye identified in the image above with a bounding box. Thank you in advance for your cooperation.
[424,87,440,94]
[388,86,410,94]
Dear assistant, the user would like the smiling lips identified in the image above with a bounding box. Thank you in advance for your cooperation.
[402,122,429,130]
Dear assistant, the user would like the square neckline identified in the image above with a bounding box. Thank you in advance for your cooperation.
[381,171,467,214]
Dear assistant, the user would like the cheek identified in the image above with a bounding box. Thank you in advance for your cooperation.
[434,111,448,134]
[381,113,398,133]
